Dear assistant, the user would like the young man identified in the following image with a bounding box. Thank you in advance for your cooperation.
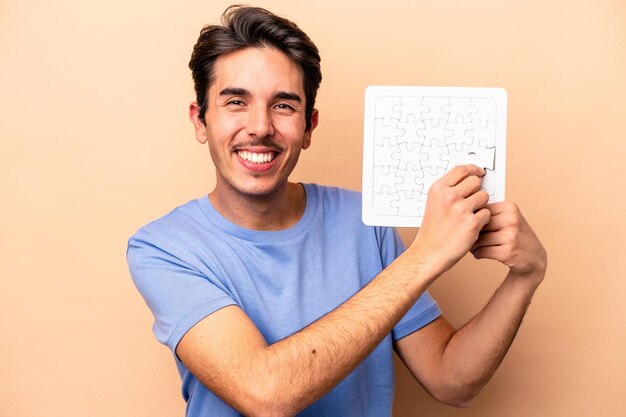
[127,6,547,417]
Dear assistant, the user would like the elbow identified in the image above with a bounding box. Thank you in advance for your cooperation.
[429,378,485,409]
[245,402,293,417]
[433,389,478,409]
[445,395,475,409]
[241,379,297,417]
[243,405,292,417]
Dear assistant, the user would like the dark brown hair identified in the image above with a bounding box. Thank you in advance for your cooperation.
[189,5,322,131]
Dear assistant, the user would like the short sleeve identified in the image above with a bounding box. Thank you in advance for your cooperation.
[376,227,442,341]
[126,232,238,355]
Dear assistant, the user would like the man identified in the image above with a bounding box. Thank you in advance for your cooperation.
[127,5,547,417]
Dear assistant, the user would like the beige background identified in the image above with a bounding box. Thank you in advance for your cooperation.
[2,0,625,415]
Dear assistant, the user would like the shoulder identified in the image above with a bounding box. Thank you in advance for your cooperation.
[128,197,206,249]
[126,197,226,279]
[305,183,362,214]
[310,184,404,252]
[305,183,395,240]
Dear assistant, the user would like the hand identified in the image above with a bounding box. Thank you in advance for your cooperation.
[470,202,547,279]
[411,165,491,276]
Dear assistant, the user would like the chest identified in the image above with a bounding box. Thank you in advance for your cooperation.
[206,232,384,343]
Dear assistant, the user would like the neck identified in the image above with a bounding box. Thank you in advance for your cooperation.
[209,181,306,231]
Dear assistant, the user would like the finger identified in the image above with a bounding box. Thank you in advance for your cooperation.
[485,201,515,216]
[482,202,524,232]
[455,175,484,198]
[440,164,485,187]
[474,207,492,229]
[466,189,490,212]
[480,202,515,231]
[480,212,509,232]
[471,245,505,261]
[470,231,506,252]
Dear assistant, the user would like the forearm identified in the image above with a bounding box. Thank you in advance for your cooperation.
[181,165,496,415]
[236,166,494,415]
[243,251,435,416]
[436,269,544,404]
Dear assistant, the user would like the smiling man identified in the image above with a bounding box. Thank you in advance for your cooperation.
[190,45,315,230]
[127,6,547,417]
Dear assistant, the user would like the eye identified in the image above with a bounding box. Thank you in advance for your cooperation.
[274,103,295,112]
[226,99,245,107]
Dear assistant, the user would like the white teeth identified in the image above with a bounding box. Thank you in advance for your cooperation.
[238,151,275,163]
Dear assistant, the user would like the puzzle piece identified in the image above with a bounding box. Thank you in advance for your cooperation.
[481,169,496,202]
[373,165,403,194]
[442,141,496,171]
[444,116,474,152]
[372,186,399,216]
[394,96,428,122]
[468,119,496,148]
[374,118,404,146]
[419,139,449,175]
[396,115,425,147]
[421,97,450,125]
[393,142,426,171]
[443,97,477,124]
[373,137,401,171]
[418,118,453,147]
[465,141,496,170]
[390,190,423,217]
[395,162,425,198]
[418,167,446,202]
[375,96,402,122]
[470,97,496,127]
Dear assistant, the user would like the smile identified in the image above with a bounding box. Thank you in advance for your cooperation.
[237,150,276,164]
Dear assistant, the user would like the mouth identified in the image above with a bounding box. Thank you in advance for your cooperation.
[234,148,281,172]
[236,150,277,164]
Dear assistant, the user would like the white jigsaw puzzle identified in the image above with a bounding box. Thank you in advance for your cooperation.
[362,86,507,227]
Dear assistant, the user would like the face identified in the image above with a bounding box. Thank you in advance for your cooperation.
[190,46,319,200]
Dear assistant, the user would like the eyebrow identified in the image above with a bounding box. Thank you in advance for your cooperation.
[274,91,302,103]
[219,87,250,97]
[219,88,302,103]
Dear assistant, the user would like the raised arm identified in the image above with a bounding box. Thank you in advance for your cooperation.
[178,259,429,416]
[395,201,547,407]
[176,164,492,416]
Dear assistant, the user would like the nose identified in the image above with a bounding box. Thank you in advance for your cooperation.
[246,106,275,138]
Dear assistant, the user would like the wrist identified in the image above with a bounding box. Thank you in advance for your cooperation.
[404,240,448,285]
[505,267,546,293]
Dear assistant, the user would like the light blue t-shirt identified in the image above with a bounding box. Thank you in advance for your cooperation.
[127,183,441,416]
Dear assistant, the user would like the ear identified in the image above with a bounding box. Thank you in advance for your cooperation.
[189,102,208,144]
[302,108,319,150]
